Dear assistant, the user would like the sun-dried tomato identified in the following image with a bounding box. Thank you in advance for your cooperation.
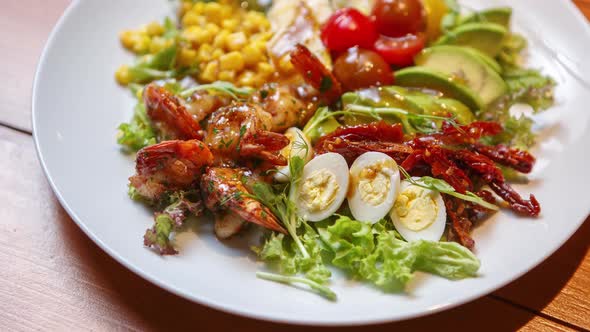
[315,122,411,163]
[422,146,473,193]
[444,196,475,250]
[489,180,541,217]
[453,150,505,183]
[472,143,536,174]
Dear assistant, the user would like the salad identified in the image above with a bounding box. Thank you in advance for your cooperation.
[115,0,555,300]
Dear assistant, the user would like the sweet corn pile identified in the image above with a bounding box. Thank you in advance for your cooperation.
[116,0,275,88]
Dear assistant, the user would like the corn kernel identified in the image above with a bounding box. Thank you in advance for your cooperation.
[219,5,233,21]
[178,48,197,67]
[179,2,193,17]
[149,37,167,54]
[211,49,224,60]
[197,43,214,62]
[182,11,204,27]
[219,51,245,71]
[278,55,295,74]
[218,70,236,82]
[212,30,230,49]
[191,2,205,15]
[203,2,223,22]
[221,19,239,31]
[226,32,247,52]
[146,21,164,37]
[257,62,274,76]
[237,70,256,87]
[200,61,219,82]
[132,35,151,54]
[204,23,220,37]
[115,65,130,85]
[242,44,263,67]
[119,30,136,49]
[183,26,214,45]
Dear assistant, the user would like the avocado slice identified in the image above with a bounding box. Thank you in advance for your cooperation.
[415,46,507,105]
[385,86,474,124]
[435,22,508,57]
[460,7,512,28]
[463,47,502,73]
[340,88,424,127]
[395,67,484,110]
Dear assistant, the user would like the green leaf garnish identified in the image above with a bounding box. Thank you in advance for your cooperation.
[179,81,255,100]
[398,167,499,211]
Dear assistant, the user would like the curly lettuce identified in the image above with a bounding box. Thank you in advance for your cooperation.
[143,191,203,255]
[318,216,480,292]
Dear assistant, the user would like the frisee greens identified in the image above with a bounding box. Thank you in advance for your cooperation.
[117,96,156,151]
[398,167,500,211]
[502,68,556,112]
[143,191,203,255]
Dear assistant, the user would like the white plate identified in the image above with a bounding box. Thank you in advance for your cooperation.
[33,0,590,325]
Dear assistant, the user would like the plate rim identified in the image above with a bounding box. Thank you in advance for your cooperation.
[31,0,590,326]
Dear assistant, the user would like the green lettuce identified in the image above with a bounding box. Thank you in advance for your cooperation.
[503,68,556,111]
[318,216,480,292]
[254,223,331,284]
[117,100,156,151]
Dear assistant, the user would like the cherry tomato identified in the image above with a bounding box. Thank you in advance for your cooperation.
[333,47,394,91]
[321,8,379,52]
[371,0,426,38]
[373,33,426,67]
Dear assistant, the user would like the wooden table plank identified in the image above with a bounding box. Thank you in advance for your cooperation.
[0,0,589,330]
[494,217,590,330]
[0,0,70,133]
[0,125,576,332]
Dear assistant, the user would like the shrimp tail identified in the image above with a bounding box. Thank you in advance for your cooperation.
[290,44,342,104]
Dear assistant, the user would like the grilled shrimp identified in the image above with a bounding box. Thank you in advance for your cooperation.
[185,90,232,124]
[143,84,204,140]
[204,103,289,166]
[250,83,318,132]
[289,43,343,104]
[129,140,213,201]
[201,167,287,234]
[248,44,342,132]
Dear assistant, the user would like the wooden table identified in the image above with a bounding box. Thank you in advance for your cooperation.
[1,1,588,330]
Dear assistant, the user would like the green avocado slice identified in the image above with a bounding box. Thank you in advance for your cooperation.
[415,45,508,105]
[395,67,484,111]
[385,86,475,125]
[435,22,508,57]
[460,7,513,28]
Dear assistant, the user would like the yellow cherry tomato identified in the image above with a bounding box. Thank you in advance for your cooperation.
[422,0,448,41]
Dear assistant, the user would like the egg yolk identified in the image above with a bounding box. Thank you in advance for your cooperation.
[300,169,339,212]
[356,161,395,206]
[393,185,439,231]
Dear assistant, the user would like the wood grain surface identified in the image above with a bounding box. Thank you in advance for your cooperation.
[0,1,588,331]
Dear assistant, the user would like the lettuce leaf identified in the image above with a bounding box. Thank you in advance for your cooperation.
[143,191,203,255]
[317,216,480,292]
[503,68,556,111]
[254,223,331,284]
[117,101,156,151]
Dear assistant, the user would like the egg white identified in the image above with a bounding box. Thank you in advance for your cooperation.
[390,178,447,242]
[274,127,313,183]
[295,153,349,222]
[348,152,401,224]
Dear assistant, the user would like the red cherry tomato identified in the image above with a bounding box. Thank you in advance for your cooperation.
[371,0,426,38]
[321,8,379,52]
[373,33,426,67]
[333,47,394,91]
